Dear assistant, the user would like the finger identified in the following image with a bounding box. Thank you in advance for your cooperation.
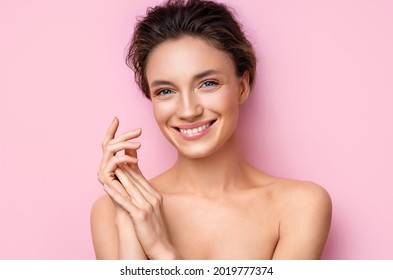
[124,145,140,171]
[105,155,138,177]
[99,155,138,185]
[119,164,161,205]
[102,117,119,148]
[105,181,128,198]
[124,144,138,158]
[108,141,141,154]
[110,128,142,145]
[103,184,139,214]
[100,141,141,169]
[125,165,160,199]
[115,168,153,208]
[123,127,142,156]
[102,129,141,158]
[123,127,142,171]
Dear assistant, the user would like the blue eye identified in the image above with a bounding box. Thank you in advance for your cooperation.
[156,88,173,96]
[202,80,218,88]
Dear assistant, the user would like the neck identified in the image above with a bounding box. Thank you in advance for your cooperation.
[171,134,251,196]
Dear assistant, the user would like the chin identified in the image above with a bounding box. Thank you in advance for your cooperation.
[175,138,231,159]
[177,149,213,159]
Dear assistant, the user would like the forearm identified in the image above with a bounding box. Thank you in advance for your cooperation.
[149,242,182,260]
[115,213,147,260]
[116,216,181,259]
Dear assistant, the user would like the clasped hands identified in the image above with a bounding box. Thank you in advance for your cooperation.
[97,117,179,260]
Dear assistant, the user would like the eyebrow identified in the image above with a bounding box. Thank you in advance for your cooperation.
[150,69,222,88]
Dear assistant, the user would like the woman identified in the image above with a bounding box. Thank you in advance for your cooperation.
[91,0,332,260]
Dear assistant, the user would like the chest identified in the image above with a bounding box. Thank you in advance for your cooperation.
[162,194,280,259]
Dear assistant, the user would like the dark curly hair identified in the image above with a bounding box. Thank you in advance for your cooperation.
[126,0,256,99]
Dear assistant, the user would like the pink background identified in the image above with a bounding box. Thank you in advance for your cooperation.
[1,0,392,259]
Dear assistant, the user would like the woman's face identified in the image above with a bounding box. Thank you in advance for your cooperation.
[145,36,250,159]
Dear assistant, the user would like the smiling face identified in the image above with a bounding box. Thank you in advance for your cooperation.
[145,36,250,159]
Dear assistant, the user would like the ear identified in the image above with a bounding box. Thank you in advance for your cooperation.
[238,71,251,105]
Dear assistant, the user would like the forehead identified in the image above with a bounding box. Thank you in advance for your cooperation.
[145,36,236,83]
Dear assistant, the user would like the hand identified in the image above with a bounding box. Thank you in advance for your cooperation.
[97,117,141,215]
[97,117,148,259]
[98,117,179,259]
[103,162,180,260]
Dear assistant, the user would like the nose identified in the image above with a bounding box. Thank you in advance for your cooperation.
[176,91,203,121]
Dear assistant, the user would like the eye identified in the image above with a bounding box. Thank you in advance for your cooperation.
[201,80,219,88]
[155,88,173,97]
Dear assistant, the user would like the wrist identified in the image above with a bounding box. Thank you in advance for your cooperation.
[150,244,181,260]
[115,212,132,226]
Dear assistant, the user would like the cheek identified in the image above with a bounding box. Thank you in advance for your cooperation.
[152,102,174,125]
[204,91,240,115]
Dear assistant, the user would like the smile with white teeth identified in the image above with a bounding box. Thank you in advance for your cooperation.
[179,123,210,135]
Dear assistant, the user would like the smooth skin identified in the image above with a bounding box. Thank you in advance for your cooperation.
[91,36,332,260]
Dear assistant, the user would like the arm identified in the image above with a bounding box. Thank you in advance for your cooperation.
[94,117,180,260]
[92,117,147,259]
[90,195,147,259]
[272,182,332,259]
[103,164,181,260]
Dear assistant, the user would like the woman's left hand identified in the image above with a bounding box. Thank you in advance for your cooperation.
[103,160,180,260]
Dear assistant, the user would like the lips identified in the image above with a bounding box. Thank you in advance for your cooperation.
[173,120,216,138]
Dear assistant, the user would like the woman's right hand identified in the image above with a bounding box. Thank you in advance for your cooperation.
[97,117,179,260]
[97,117,147,259]
[97,117,142,212]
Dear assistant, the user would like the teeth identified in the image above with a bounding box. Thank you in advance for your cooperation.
[179,123,211,135]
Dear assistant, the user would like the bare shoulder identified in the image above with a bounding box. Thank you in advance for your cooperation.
[91,195,116,220]
[271,178,332,214]
[90,195,118,259]
[267,178,332,259]
[272,177,331,198]
[250,168,331,209]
